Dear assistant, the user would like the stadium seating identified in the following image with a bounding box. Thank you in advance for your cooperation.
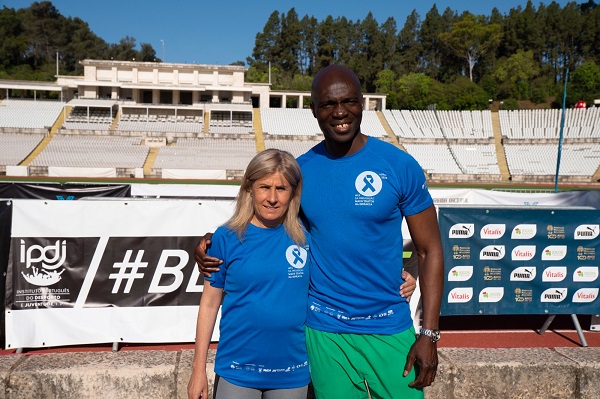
[1,101,598,183]
[152,138,256,171]
[29,134,149,168]
[0,133,45,170]
[0,99,64,130]
[260,108,320,136]
[504,144,600,176]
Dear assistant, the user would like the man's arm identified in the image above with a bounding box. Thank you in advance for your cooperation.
[194,233,223,277]
[402,205,444,388]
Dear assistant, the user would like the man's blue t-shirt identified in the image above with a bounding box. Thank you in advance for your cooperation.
[297,137,433,335]
[207,223,310,389]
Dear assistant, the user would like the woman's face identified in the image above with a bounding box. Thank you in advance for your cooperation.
[250,171,292,228]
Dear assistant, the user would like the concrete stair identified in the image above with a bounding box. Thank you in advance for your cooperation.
[490,111,511,181]
[376,110,405,151]
[19,106,71,166]
[253,108,265,152]
[3,347,598,398]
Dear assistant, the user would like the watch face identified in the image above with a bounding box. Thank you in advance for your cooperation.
[421,328,440,342]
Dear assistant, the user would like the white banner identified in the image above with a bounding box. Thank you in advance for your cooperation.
[48,166,117,178]
[161,168,227,180]
[6,199,234,349]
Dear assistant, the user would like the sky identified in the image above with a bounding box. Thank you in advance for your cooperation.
[2,0,576,65]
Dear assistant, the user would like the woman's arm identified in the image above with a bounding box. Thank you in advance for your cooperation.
[187,281,223,399]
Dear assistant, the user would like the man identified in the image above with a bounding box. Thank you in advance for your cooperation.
[197,64,443,398]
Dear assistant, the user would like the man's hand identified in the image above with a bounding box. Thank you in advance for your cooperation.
[403,335,438,388]
[194,233,222,278]
[400,270,416,302]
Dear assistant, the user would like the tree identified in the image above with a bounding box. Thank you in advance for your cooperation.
[298,15,318,75]
[375,69,398,108]
[446,76,490,110]
[397,10,422,75]
[280,8,301,77]
[0,7,27,68]
[395,72,445,110]
[138,43,157,62]
[108,36,137,61]
[439,13,502,82]
[248,11,282,72]
[567,60,600,105]
[492,50,540,99]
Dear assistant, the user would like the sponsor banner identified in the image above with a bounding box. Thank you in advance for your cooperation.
[440,207,599,315]
[0,201,12,305]
[5,199,233,349]
[0,182,131,200]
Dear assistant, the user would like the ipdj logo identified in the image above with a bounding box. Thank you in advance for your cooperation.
[20,239,67,286]
[354,171,382,197]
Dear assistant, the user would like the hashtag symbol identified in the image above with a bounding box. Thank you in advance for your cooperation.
[109,250,148,293]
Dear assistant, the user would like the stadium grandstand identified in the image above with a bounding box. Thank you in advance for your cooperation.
[0,59,598,183]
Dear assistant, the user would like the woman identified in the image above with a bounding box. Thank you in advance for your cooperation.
[188,149,310,399]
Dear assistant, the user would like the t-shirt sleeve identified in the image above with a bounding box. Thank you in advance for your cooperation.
[398,152,434,216]
[205,227,228,288]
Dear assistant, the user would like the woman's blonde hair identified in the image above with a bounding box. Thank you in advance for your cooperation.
[226,148,305,245]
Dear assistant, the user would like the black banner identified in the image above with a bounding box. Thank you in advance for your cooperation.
[8,236,203,310]
[0,183,131,200]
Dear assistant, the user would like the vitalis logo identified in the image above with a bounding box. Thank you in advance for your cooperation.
[540,288,567,303]
[20,239,67,286]
[574,224,599,240]
[449,224,474,238]
[447,287,473,303]
[511,245,536,261]
[572,288,599,303]
[479,245,505,260]
[510,267,536,281]
[480,224,505,239]
[542,266,567,282]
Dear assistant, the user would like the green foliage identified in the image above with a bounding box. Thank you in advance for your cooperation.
[501,98,520,110]
[445,76,490,110]
[5,1,600,110]
[396,73,445,110]
[0,2,158,79]
[567,61,600,104]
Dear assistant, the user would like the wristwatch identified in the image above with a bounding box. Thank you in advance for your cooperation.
[419,328,441,343]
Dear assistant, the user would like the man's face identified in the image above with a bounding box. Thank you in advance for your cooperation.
[310,70,363,145]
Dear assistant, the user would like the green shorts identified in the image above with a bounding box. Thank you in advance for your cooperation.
[306,326,423,399]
